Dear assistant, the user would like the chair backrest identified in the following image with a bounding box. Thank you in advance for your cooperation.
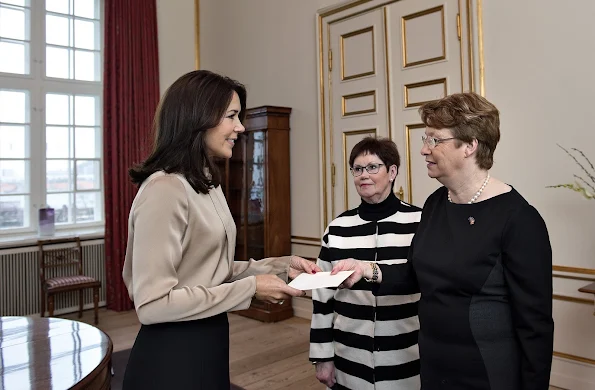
[37,237,83,283]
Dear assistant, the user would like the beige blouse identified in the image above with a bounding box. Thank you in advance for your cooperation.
[122,171,290,325]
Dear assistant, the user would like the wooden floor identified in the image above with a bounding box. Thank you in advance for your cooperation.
[63,308,564,390]
[63,308,324,389]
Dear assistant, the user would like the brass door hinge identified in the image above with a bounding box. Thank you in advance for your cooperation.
[331,163,336,187]
[328,49,333,71]
[456,14,461,41]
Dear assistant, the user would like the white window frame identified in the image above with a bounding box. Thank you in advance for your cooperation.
[0,0,104,239]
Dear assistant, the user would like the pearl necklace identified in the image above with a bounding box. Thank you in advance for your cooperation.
[448,173,490,204]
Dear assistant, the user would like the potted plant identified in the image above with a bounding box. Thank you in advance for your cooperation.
[547,144,595,200]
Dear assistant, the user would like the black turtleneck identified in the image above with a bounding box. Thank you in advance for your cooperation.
[358,191,401,222]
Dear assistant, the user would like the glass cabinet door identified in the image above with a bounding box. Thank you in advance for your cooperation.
[245,131,265,260]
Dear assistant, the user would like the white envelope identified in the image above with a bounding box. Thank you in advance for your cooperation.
[288,271,354,290]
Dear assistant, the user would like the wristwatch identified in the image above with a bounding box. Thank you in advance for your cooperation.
[363,261,378,283]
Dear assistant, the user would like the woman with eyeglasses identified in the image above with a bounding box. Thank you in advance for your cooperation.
[331,92,554,390]
[310,137,422,389]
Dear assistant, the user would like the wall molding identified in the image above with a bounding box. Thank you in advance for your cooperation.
[553,265,595,275]
[553,294,593,305]
[554,351,595,366]
[553,273,595,282]
[291,236,321,247]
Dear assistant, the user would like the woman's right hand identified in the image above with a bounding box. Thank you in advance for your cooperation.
[331,258,370,288]
[315,361,336,388]
[254,274,305,303]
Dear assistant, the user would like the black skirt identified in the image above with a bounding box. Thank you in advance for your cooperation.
[122,313,230,390]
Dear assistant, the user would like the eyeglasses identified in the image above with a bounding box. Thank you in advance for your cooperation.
[350,163,385,177]
[421,135,457,148]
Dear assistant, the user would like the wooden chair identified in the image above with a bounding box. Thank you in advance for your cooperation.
[38,237,101,325]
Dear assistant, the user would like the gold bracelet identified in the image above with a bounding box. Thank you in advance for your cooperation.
[363,262,378,283]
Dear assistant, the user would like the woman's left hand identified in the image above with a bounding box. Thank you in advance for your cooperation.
[288,255,322,280]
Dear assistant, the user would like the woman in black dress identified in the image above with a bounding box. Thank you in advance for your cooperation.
[332,92,554,390]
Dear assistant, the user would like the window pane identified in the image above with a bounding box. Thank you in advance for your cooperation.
[76,160,100,190]
[2,1,27,6]
[0,6,25,40]
[75,127,99,158]
[0,195,28,229]
[46,0,69,15]
[46,46,70,78]
[0,90,27,123]
[74,95,97,126]
[74,0,97,19]
[75,191,101,223]
[0,125,28,158]
[46,159,73,192]
[46,126,72,158]
[74,50,96,81]
[46,94,71,125]
[74,19,96,50]
[0,41,26,74]
[47,192,72,224]
[0,160,28,194]
[46,15,70,46]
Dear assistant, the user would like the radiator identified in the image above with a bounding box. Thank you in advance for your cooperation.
[0,239,107,316]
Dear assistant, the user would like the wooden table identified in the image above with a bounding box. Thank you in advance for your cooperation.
[0,316,113,389]
[579,282,595,295]
[579,282,595,315]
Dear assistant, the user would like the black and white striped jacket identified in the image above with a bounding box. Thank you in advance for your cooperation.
[310,193,422,390]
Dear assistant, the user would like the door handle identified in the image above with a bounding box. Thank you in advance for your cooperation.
[397,186,404,201]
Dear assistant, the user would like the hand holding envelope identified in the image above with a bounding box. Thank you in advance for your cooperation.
[288,271,354,290]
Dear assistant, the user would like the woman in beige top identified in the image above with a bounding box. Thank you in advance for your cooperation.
[121,70,319,390]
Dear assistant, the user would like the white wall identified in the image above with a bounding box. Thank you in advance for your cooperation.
[156,0,196,94]
[483,0,595,271]
[482,1,595,388]
[200,0,343,251]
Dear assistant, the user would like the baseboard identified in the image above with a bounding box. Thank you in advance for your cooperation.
[551,356,595,390]
[292,296,312,320]
[34,301,107,317]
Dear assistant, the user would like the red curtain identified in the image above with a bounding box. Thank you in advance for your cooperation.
[103,0,160,311]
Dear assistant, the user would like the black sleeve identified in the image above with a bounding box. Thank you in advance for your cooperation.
[373,237,420,295]
[502,204,554,390]
[372,194,435,297]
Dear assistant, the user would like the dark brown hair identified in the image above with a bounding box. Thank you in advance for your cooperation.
[419,92,500,170]
[129,70,247,193]
[349,136,401,174]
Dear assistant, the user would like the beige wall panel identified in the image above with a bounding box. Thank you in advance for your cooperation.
[404,78,447,108]
[341,27,375,80]
[402,6,445,67]
[290,242,321,260]
[156,0,195,94]
[343,91,376,116]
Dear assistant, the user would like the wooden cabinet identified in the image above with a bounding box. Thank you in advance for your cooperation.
[217,106,293,322]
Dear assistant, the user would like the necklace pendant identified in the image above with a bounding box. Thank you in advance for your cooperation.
[468,216,475,225]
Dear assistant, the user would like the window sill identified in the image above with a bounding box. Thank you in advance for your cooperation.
[0,227,105,250]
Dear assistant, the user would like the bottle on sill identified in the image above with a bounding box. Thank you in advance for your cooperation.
[38,206,55,237]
